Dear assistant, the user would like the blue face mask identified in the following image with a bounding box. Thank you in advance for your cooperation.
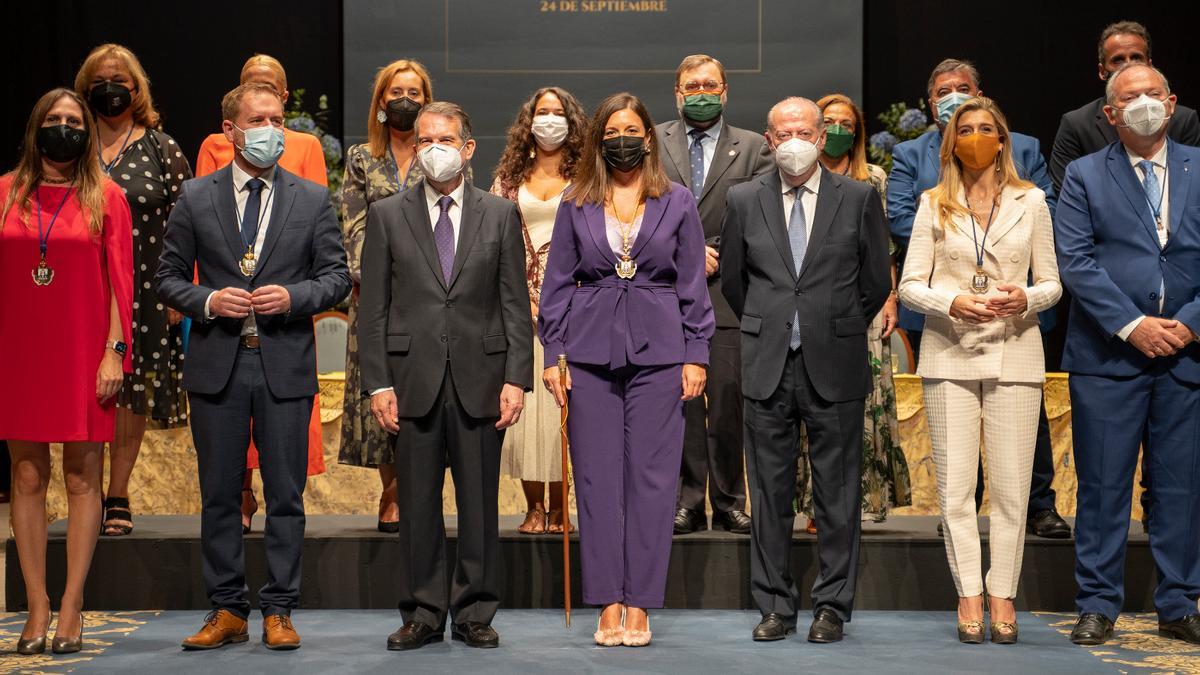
[234,124,286,168]
[935,92,973,126]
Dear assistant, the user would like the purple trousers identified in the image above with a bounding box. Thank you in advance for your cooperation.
[568,361,684,608]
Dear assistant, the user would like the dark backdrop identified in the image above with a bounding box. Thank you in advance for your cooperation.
[4,1,342,174]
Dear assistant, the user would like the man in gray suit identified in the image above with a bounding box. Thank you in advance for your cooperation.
[656,54,774,536]
[721,97,890,644]
[358,102,532,651]
[156,82,351,651]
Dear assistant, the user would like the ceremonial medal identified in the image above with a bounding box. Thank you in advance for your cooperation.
[240,248,257,277]
[33,183,74,288]
[32,256,54,286]
[970,267,989,294]
[615,255,637,280]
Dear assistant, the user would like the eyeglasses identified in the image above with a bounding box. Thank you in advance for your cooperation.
[678,81,726,94]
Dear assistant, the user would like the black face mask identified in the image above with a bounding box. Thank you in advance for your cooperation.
[385,97,422,131]
[88,81,133,118]
[602,135,646,172]
[36,125,89,163]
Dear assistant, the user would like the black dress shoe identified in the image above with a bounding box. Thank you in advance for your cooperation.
[1027,509,1071,539]
[387,622,443,651]
[713,510,752,534]
[752,613,795,642]
[1070,613,1114,645]
[1159,614,1200,644]
[452,622,499,648]
[808,608,844,643]
[673,508,707,534]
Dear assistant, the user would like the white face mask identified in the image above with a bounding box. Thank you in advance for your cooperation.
[774,138,821,177]
[417,142,465,183]
[531,114,569,151]
[1118,94,1169,137]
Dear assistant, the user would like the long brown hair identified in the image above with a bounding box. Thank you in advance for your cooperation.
[566,92,670,206]
[816,93,869,181]
[73,43,161,129]
[366,59,434,159]
[926,97,1033,231]
[2,88,108,234]
[493,86,588,194]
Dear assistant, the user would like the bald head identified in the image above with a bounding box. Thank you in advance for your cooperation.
[767,97,823,134]
[1106,62,1170,105]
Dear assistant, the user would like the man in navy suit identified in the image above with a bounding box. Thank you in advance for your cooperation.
[886,58,1069,539]
[1056,63,1200,646]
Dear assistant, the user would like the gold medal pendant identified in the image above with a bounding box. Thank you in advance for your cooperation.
[32,257,54,286]
[970,267,990,294]
[615,255,637,280]
[239,249,256,277]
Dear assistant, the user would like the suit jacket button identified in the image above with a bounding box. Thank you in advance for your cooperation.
[1150,292,1158,300]
[786,322,793,329]
[440,335,448,343]
[445,300,454,307]
[794,289,801,295]
[1161,255,1167,262]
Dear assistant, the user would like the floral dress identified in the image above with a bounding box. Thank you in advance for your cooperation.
[797,163,911,519]
[336,144,471,467]
[111,129,192,426]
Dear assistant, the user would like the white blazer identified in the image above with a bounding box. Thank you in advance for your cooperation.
[899,184,1061,383]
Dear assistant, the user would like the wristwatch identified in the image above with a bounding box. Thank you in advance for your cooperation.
[106,340,128,356]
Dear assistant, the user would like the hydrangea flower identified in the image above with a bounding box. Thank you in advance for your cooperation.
[898,108,928,133]
[869,131,898,154]
[321,134,343,163]
[286,115,317,133]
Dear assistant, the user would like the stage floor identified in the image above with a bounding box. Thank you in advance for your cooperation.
[0,609,1189,674]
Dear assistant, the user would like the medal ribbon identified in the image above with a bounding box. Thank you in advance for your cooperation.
[37,185,75,260]
[967,197,997,273]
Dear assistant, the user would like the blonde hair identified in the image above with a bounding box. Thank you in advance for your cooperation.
[2,88,109,234]
[816,93,870,182]
[240,54,288,93]
[927,96,1033,231]
[366,59,434,159]
[73,43,161,129]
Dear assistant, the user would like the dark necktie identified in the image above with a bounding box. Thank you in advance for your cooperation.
[241,178,265,248]
[688,128,706,200]
[433,195,455,283]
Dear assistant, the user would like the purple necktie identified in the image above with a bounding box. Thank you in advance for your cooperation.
[433,195,455,283]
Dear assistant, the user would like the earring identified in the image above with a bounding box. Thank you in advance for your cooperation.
[529,148,536,159]
[376,109,387,124]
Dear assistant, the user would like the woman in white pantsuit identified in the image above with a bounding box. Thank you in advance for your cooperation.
[899,97,1061,645]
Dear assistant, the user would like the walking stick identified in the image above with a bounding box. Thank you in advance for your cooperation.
[558,353,571,628]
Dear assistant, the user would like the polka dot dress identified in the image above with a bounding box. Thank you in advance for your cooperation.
[110,130,192,426]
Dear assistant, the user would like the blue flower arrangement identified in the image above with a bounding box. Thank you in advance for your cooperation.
[284,88,344,201]
[868,100,936,173]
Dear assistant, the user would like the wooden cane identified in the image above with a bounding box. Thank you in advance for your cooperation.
[558,353,571,628]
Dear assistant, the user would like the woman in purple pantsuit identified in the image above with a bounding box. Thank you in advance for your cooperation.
[539,93,715,648]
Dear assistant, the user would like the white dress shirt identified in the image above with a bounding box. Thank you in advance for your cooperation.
[685,120,722,188]
[371,177,468,396]
[204,162,276,336]
[780,165,822,240]
[1116,142,1169,340]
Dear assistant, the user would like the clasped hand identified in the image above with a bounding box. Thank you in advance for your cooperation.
[211,285,291,318]
[950,284,1027,324]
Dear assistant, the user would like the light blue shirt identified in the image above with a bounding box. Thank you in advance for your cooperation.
[684,120,722,188]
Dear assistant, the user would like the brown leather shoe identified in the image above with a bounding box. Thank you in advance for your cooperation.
[263,614,301,650]
[181,609,249,650]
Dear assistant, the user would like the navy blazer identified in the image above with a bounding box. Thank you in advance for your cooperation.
[538,183,714,370]
[1054,139,1200,383]
[155,164,352,398]
[887,128,1056,333]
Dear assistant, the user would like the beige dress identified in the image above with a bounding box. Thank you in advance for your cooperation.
[500,185,565,482]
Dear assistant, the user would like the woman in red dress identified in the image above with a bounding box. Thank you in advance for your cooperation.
[0,88,133,655]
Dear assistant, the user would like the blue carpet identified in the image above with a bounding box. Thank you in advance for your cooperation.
[1,610,1179,674]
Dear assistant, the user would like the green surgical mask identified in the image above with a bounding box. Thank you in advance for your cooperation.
[823,124,854,158]
[681,93,723,123]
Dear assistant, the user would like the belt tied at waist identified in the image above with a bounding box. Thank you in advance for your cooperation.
[579,277,674,368]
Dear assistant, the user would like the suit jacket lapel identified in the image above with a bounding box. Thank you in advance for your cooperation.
[583,202,617,265]
[981,186,1026,249]
[630,190,667,259]
[1093,98,1118,145]
[1167,140,1191,242]
[448,184,484,289]
[208,166,245,263]
[405,181,448,291]
[250,167,296,281]
[798,170,842,279]
[757,172,797,280]
[1106,145,1161,247]
[660,120,691,188]
[698,121,738,203]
